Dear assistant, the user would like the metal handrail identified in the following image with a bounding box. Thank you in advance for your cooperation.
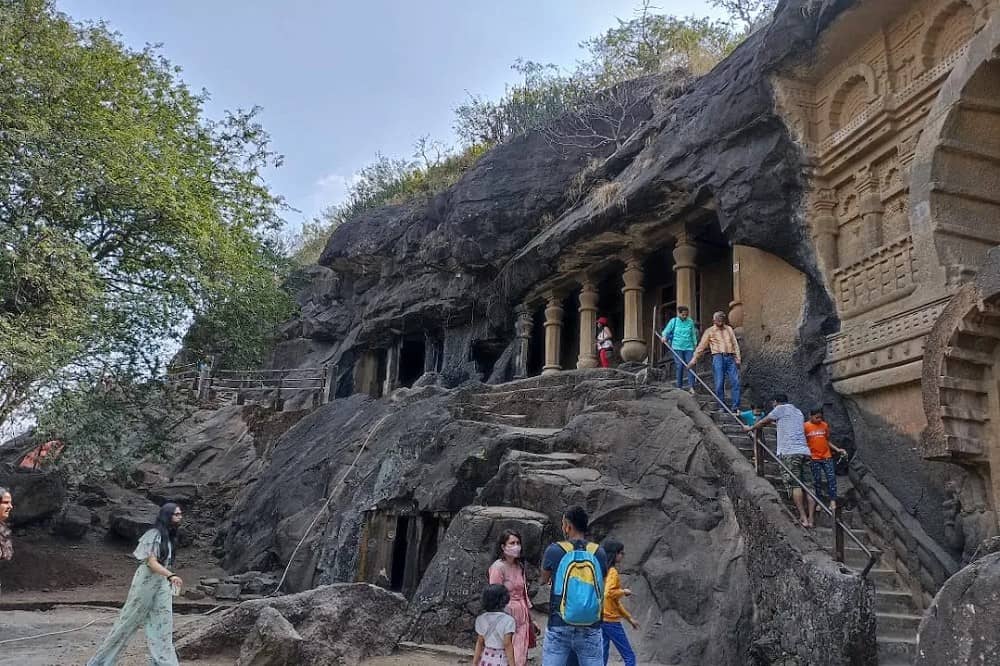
[654,329,879,578]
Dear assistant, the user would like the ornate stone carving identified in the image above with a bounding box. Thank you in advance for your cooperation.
[826,295,950,368]
[833,235,917,317]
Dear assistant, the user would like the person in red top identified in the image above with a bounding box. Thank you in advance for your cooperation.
[804,408,848,523]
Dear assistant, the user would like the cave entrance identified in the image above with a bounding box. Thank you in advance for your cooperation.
[643,248,678,366]
[389,515,410,592]
[471,338,507,379]
[528,307,545,376]
[397,336,426,388]
[358,510,453,599]
[690,222,733,333]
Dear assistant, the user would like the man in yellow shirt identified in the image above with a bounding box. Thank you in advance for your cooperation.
[687,311,742,411]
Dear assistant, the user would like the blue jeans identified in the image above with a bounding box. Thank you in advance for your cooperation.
[672,349,695,388]
[601,622,636,666]
[810,458,838,502]
[711,353,741,410]
[542,624,604,666]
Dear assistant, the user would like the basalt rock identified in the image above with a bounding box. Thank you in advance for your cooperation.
[175,583,409,665]
[916,550,1000,665]
[0,466,66,527]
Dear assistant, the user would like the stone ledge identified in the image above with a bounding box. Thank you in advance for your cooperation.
[849,459,959,604]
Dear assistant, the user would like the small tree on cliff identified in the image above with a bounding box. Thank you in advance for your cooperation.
[0,0,295,432]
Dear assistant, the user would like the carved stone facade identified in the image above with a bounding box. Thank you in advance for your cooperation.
[775,0,1000,535]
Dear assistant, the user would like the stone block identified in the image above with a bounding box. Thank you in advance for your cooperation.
[183,588,207,601]
[214,582,242,600]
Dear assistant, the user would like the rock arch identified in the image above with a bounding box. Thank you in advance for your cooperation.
[921,0,978,69]
[828,63,879,132]
[909,13,1000,288]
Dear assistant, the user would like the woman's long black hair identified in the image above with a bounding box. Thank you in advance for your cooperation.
[153,502,178,566]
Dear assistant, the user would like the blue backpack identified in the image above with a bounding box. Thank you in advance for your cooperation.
[552,541,604,625]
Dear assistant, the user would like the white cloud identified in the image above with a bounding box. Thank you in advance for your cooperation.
[308,171,363,221]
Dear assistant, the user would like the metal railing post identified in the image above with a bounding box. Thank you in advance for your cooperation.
[834,504,845,563]
[753,432,764,477]
[653,331,878,579]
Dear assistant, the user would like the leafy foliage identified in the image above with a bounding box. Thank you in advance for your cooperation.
[36,379,192,484]
[294,1,774,266]
[0,0,294,434]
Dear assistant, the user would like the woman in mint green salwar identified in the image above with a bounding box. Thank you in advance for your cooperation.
[88,503,184,666]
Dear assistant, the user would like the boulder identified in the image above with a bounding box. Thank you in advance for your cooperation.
[0,467,66,527]
[176,583,408,665]
[53,504,92,539]
[147,482,200,507]
[236,607,302,666]
[108,498,160,541]
[916,551,1000,665]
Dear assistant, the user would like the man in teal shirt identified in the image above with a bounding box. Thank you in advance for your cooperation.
[661,306,699,391]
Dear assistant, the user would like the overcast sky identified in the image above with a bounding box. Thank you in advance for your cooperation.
[57,1,722,229]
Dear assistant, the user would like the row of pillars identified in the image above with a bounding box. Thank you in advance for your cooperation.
[512,233,711,378]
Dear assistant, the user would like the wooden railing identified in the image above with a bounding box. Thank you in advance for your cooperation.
[166,362,338,409]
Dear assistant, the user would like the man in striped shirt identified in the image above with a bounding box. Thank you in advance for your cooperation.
[687,311,742,411]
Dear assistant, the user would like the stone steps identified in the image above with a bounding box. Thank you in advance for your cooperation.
[695,396,922,664]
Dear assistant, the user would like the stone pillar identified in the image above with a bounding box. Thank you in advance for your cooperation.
[424,333,441,374]
[728,245,744,333]
[620,256,647,363]
[813,192,840,279]
[383,340,400,396]
[673,232,698,318]
[577,279,599,369]
[542,292,564,375]
[513,304,534,379]
[857,170,884,250]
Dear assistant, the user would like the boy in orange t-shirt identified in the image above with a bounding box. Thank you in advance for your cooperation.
[804,408,848,521]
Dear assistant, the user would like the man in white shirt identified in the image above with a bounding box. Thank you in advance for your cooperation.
[744,394,816,527]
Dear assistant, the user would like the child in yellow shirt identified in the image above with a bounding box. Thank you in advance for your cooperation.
[601,538,639,666]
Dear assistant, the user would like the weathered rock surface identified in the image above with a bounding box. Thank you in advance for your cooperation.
[915,550,1000,666]
[108,498,159,541]
[224,371,761,664]
[236,606,302,666]
[175,583,409,665]
[0,467,66,527]
[52,504,92,539]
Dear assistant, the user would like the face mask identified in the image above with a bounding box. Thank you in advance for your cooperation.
[503,544,522,558]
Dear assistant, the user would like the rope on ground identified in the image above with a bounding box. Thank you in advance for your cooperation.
[271,411,392,595]
[0,618,100,646]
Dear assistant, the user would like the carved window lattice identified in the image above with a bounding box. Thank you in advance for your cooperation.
[834,236,916,315]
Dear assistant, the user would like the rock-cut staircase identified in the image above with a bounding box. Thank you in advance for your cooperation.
[694,394,923,665]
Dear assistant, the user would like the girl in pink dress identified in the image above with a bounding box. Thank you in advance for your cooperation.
[487,530,533,666]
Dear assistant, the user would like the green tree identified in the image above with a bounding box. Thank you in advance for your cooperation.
[0,0,294,431]
[709,0,778,37]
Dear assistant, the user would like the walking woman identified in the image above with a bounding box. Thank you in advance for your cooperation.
[88,502,183,666]
[487,530,533,666]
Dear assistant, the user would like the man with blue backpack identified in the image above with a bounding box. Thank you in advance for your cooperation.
[538,506,609,666]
